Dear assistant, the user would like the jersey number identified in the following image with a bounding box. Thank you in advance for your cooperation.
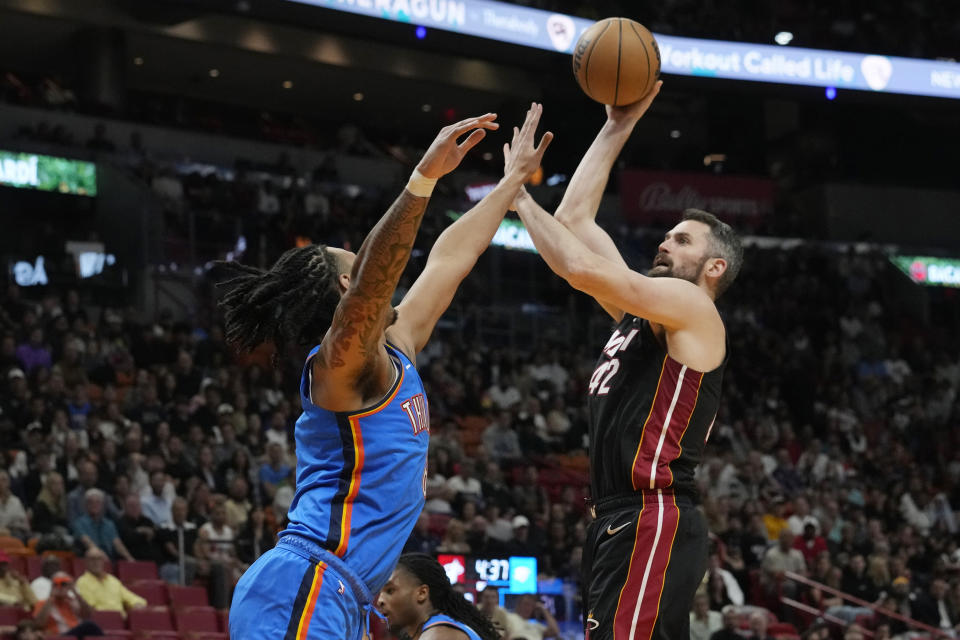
[589,358,620,395]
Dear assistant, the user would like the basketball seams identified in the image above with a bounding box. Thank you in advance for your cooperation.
[614,18,623,106]
[629,21,653,100]
[582,20,611,96]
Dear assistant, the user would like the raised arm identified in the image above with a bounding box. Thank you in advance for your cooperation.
[553,81,662,320]
[390,104,553,355]
[512,189,717,332]
[315,115,497,410]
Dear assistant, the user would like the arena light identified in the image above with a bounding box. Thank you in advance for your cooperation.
[774,31,793,46]
[284,0,960,99]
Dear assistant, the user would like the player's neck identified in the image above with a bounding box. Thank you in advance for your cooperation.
[408,609,440,639]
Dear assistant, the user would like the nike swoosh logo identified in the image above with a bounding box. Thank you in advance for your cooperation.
[405,364,411,369]
[606,521,632,536]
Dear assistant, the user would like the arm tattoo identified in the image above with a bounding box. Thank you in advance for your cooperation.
[323,190,428,369]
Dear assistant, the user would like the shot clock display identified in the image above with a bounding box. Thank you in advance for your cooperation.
[437,555,538,594]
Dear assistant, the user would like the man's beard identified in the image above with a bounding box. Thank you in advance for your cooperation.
[647,253,709,285]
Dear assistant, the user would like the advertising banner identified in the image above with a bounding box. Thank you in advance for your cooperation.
[288,0,960,99]
[891,255,960,288]
[619,169,775,226]
[0,150,97,196]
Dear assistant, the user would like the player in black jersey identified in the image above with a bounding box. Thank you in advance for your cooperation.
[505,83,744,640]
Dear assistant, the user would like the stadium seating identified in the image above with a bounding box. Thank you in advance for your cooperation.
[130,580,170,606]
[117,561,160,583]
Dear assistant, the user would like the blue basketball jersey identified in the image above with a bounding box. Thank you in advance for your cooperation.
[283,342,430,593]
[422,614,483,640]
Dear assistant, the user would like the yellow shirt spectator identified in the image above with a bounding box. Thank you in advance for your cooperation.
[74,571,146,617]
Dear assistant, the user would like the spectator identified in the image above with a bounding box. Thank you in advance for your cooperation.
[445,459,482,505]
[74,548,145,617]
[749,611,775,640]
[504,594,560,640]
[483,411,523,464]
[193,445,219,492]
[690,592,723,640]
[258,442,291,502]
[29,556,62,601]
[436,519,471,554]
[842,623,866,640]
[32,472,71,549]
[197,499,237,570]
[235,506,274,566]
[761,530,806,600]
[140,469,173,527]
[71,488,134,561]
[32,572,101,638]
[403,512,440,555]
[506,515,540,556]
[158,497,199,585]
[762,496,790,542]
[0,550,36,609]
[704,554,745,608]
[792,523,828,568]
[66,461,98,523]
[0,469,29,538]
[787,496,820,535]
[224,477,252,530]
[477,587,511,638]
[487,375,521,410]
[117,494,161,563]
[911,578,958,633]
[16,327,51,373]
[709,608,743,640]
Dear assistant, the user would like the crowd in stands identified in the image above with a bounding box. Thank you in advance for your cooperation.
[0,216,958,639]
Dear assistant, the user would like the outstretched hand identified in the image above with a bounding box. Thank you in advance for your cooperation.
[416,113,500,179]
[605,80,663,127]
[502,102,554,192]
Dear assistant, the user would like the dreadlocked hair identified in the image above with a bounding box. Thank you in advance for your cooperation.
[397,553,502,640]
[214,245,343,358]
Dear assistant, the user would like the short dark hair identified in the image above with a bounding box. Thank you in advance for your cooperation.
[682,208,743,297]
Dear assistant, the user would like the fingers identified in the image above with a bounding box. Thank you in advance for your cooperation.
[535,131,554,157]
[457,128,487,153]
[450,113,499,136]
[516,102,542,145]
[639,80,663,106]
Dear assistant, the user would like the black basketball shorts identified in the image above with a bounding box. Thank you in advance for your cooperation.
[582,489,708,640]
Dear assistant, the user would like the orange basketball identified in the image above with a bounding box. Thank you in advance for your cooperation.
[572,17,661,106]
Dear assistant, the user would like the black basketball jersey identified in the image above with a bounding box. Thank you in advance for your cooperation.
[587,314,727,500]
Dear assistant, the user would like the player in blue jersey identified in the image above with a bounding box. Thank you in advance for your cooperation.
[219,106,552,640]
[377,553,499,640]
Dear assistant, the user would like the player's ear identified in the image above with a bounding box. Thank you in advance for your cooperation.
[705,257,727,280]
[417,584,429,605]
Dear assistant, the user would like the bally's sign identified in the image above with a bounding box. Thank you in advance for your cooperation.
[619,169,774,226]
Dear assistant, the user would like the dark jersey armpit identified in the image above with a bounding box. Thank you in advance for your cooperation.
[586,315,727,500]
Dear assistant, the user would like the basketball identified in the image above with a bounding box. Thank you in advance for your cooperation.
[572,17,661,106]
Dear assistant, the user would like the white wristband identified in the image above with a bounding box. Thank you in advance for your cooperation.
[406,168,438,198]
